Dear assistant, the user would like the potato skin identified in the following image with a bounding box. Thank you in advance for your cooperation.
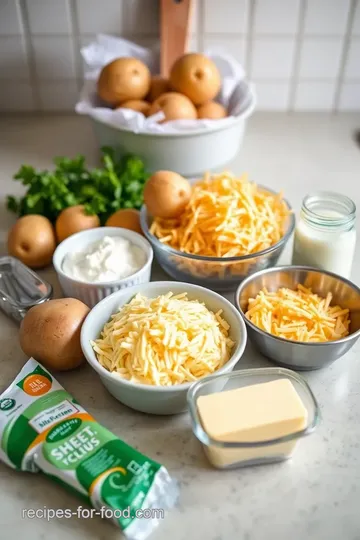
[97,57,151,105]
[144,171,191,219]
[170,53,221,106]
[55,205,100,243]
[105,208,143,234]
[148,92,197,122]
[19,298,90,371]
[7,215,56,269]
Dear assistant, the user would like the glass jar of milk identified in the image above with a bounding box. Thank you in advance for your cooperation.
[292,192,356,279]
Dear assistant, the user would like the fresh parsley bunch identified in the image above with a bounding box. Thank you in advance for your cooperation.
[7,148,148,225]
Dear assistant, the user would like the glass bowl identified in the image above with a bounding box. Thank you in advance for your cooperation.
[140,195,295,291]
[187,367,320,469]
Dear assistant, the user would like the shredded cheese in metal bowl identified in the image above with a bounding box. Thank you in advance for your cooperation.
[246,284,351,342]
[150,171,290,258]
[91,292,235,386]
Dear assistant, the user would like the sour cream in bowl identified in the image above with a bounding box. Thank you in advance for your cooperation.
[53,227,153,307]
[62,235,147,283]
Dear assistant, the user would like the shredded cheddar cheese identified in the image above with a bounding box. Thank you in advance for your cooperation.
[150,171,290,258]
[92,292,235,386]
[246,284,351,342]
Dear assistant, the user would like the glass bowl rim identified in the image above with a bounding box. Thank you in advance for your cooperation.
[187,366,320,448]
[140,184,295,263]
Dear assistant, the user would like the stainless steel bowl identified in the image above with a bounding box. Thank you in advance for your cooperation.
[140,187,295,292]
[235,266,360,370]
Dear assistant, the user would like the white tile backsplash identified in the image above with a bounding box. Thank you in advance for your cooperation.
[251,38,295,79]
[254,81,290,110]
[299,38,343,79]
[76,0,124,35]
[344,38,360,80]
[254,0,300,35]
[0,36,29,79]
[124,0,158,36]
[32,36,76,79]
[0,0,358,112]
[294,81,336,110]
[204,0,248,34]
[352,1,360,36]
[338,82,360,111]
[38,81,79,111]
[304,0,351,36]
[0,82,34,111]
[203,36,247,67]
[0,0,22,35]
[26,0,71,35]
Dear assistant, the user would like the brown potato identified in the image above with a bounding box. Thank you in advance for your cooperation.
[97,57,151,105]
[7,215,56,269]
[106,209,143,235]
[197,101,227,119]
[19,298,90,371]
[116,99,151,116]
[144,171,191,219]
[147,76,170,102]
[170,53,221,105]
[148,92,197,122]
[55,205,100,243]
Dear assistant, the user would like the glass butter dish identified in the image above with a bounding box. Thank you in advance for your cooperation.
[0,256,53,322]
[187,367,320,469]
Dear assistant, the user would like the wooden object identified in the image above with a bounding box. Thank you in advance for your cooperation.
[160,0,192,77]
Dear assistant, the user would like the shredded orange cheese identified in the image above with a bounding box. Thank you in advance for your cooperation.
[246,284,351,342]
[92,292,235,386]
[150,171,290,258]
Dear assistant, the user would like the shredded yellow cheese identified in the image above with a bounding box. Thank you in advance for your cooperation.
[150,171,290,258]
[92,292,235,386]
[246,284,351,342]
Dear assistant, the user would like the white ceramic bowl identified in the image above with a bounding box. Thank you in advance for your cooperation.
[80,281,247,415]
[53,227,153,307]
[91,95,255,177]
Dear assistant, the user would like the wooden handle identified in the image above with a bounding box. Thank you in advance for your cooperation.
[160,0,193,77]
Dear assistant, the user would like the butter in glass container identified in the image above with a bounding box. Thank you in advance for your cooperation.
[187,368,319,469]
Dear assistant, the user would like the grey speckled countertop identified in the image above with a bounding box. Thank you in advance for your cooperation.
[0,113,360,540]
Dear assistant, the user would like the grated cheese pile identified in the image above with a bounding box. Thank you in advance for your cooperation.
[246,284,351,342]
[150,171,290,258]
[92,292,235,386]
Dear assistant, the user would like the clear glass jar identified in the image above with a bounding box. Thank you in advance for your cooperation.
[292,192,356,279]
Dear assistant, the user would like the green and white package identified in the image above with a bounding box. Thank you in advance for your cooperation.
[0,358,178,538]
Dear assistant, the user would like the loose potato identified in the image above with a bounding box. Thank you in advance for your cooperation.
[105,208,143,234]
[144,171,191,219]
[55,205,100,243]
[7,215,56,269]
[19,298,90,371]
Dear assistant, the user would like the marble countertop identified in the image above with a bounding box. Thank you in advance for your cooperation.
[0,113,359,540]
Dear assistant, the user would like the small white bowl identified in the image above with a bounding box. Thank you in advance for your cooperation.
[80,281,247,415]
[53,227,153,307]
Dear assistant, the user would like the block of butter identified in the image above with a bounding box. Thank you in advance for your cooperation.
[197,378,308,468]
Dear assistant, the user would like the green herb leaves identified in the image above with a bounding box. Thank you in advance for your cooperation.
[7,148,148,225]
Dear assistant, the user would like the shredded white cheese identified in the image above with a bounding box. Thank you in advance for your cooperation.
[92,292,235,386]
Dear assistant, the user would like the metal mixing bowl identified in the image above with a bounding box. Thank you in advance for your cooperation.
[236,266,360,370]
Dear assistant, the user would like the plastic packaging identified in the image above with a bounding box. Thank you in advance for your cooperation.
[0,358,178,538]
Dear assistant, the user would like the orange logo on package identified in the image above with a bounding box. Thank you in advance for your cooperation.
[23,375,52,396]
